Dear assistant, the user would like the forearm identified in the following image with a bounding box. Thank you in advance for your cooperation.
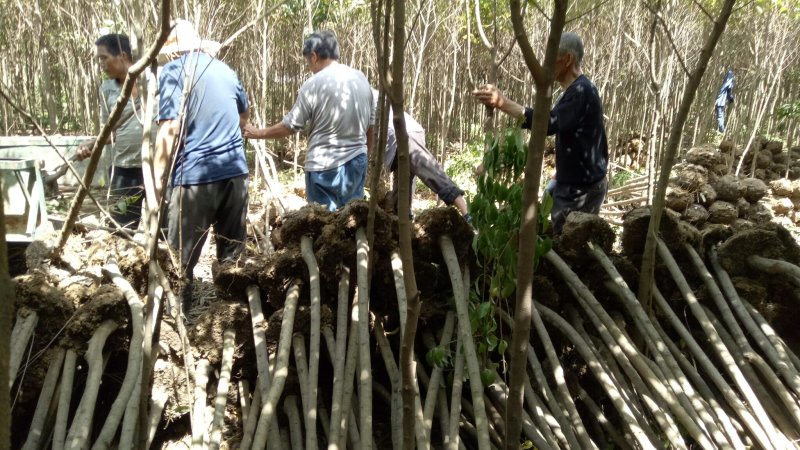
[472,85,526,119]
[154,120,178,201]
[247,122,295,140]
[239,110,249,129]
[497,97,525,119]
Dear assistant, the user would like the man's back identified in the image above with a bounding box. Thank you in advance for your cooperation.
[159,52,249,185]
[283,63,373,171]
[549,75,608,186]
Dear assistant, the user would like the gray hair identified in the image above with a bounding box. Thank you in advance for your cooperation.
[559,32,584,66]
[302,31,340,60]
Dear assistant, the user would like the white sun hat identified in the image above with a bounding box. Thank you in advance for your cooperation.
[159,19,221,58]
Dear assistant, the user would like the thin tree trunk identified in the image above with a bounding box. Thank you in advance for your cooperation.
[388,0,422,447]
[638,0,736,308]
[505,2,566,449]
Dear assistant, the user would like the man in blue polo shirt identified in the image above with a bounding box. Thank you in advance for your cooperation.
[473,32,608,234]
[155,20,250,295]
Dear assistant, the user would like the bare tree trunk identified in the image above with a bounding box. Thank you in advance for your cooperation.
[387,0,422,448]
[638,0,737,307]
[505,1,567,449]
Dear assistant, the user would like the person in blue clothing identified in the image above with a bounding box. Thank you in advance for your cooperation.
[154,20,250,293]
[472,32,608,234]
[716,69,735,133]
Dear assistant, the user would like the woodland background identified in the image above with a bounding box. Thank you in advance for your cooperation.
[1,0,799,178]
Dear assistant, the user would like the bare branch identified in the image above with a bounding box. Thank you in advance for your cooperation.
[219,0,289,50]
[733,0,757,14]
[529,0,552,21]
[691,0,714,21]
[566,0,610,24]
[474,0,493,50]
[509,0,544,84]
[496,1,526,67]
[642,0,691,78]
[404,0,427,51]
[647,8,660,92]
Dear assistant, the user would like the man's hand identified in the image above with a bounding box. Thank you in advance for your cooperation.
[244,123,294,140]
[471,84,525,119]
[242,124,264,139]
[472,84,505,108]
[75,140,95,161]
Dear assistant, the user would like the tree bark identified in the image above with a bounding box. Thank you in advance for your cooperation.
[505,2,567,449]
[637,0,736,307]
[387,0,422,448]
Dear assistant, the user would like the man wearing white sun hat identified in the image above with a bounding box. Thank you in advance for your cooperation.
[155,19,250,308]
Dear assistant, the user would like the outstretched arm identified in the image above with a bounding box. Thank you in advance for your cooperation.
[243,122,295,140]
[471,84,526,119]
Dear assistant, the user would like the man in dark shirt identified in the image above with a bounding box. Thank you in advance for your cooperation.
[472,32,608,233]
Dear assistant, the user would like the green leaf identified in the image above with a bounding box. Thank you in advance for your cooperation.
[426,346,450,368]
[536,237,553,258]
[115,199,128,214]
[486,334,498,351]
[520,440,534,449]
[501,279,515,299]
[480,368,496,386]
[498,339,508,355]
[477,301,492,319]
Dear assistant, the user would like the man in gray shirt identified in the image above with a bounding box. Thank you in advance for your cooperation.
[76,34,146,229]
[244,31,374,211]
[375,90,470,221]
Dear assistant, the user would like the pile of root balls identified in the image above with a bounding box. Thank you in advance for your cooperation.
[606,138,800,233]
[9,196,800,449]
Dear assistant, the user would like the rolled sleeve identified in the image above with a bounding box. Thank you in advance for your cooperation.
[235,78,249,114]
[522,107,533,130]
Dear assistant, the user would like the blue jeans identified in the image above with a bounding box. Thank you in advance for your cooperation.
[306,153,367,211]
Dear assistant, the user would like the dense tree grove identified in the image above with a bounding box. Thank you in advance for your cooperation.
[6,2,800,449]
[1,0,798,168]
